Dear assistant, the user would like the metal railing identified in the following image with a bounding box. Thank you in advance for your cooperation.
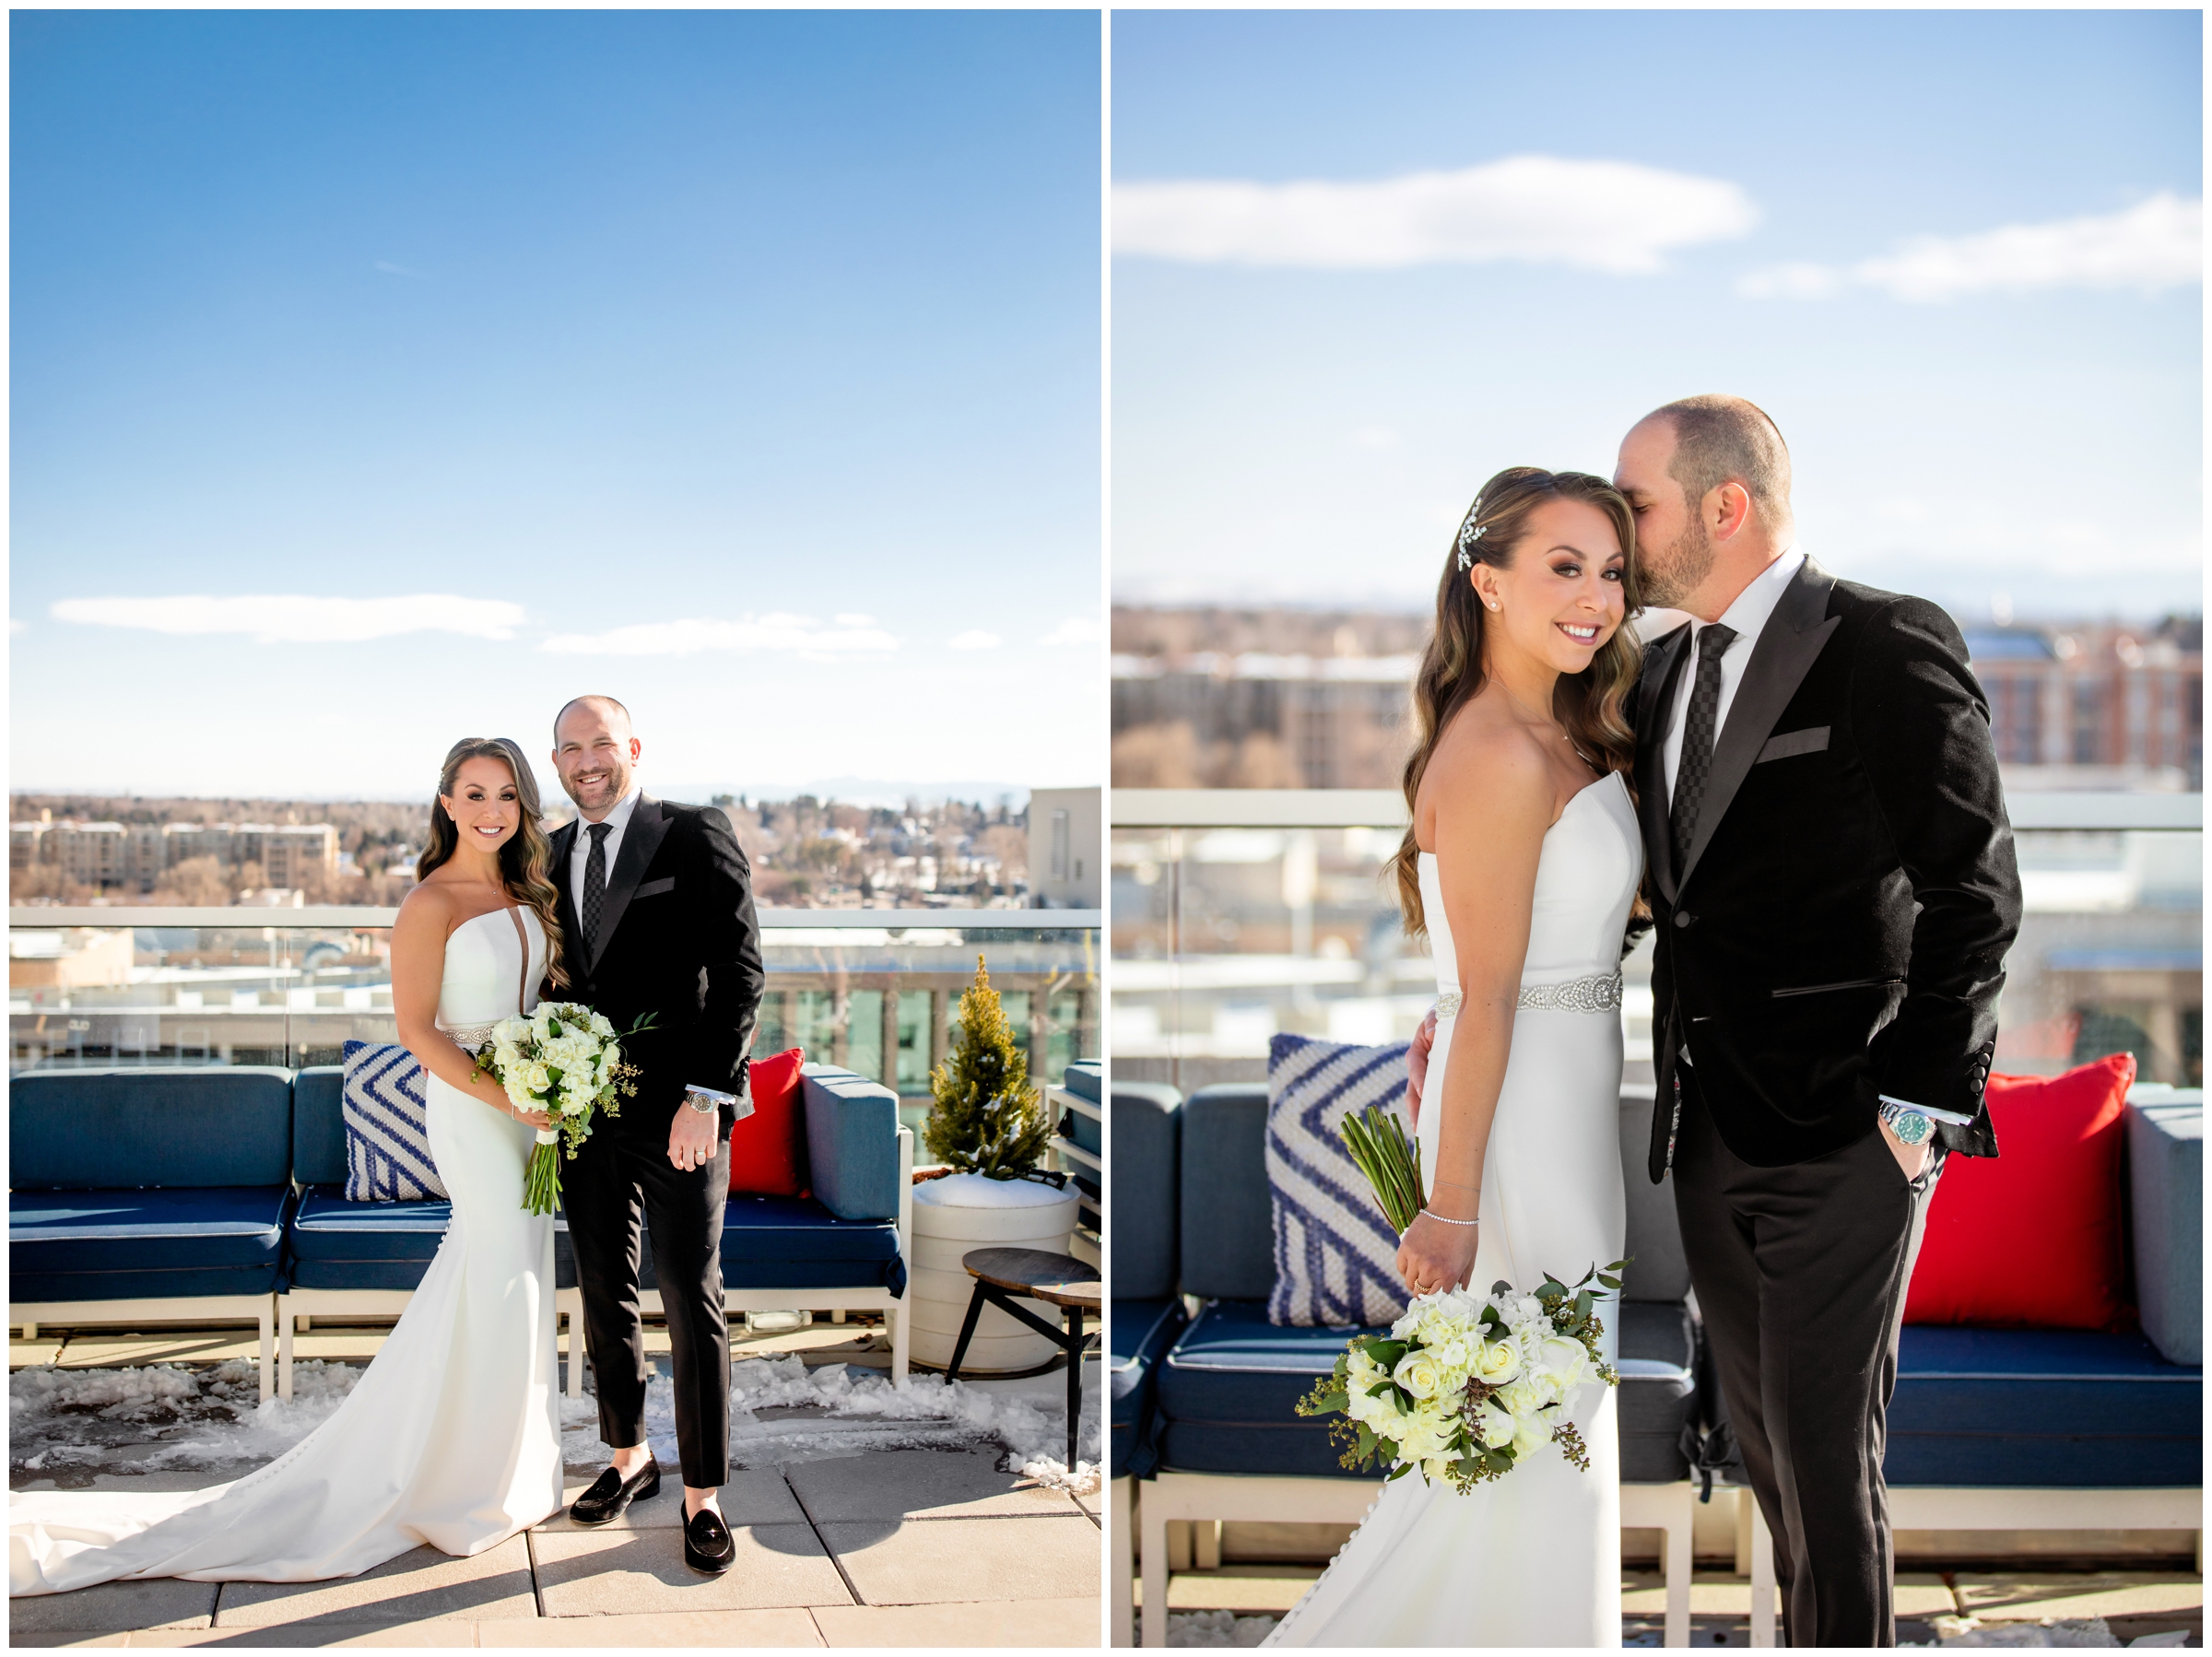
[8,909,1100,1109]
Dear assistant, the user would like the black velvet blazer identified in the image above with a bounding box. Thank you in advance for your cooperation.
[547,795,766,1142]
[1635,558,2023,1181]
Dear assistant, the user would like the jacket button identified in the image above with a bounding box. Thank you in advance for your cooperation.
[1673,911,1695,929]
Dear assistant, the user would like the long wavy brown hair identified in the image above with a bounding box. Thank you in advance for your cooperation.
[418,737,569,988]
[1394,466,1644,935]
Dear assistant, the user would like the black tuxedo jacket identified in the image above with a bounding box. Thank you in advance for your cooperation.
[547,795,765,1142]
[1635,558,2023,1181]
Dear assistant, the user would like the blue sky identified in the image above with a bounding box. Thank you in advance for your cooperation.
[12,10,1101,800]
[1112,10,2202,621]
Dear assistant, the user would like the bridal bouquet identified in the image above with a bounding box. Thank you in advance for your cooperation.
[1296,1266,1626,1493]
[468,1003,654,1214]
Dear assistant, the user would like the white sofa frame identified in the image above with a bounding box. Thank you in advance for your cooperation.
[1131,1469,1698,1648]
[272,1129,913,1399]
[14,1296,279,1404]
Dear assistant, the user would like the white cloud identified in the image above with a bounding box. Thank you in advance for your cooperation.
[1740,193,2203,302]
[51,593,526,642]
[8,618,24,636]
[539,613,899,656]
[1113,155,1757,274]
[1040,617,1104,648]
[949,629,1002,651]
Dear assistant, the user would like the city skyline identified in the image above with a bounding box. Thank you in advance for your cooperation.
[11,11,1104,798]
[1112,10,2203,621]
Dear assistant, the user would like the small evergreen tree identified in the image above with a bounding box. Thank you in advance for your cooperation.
[925,955,1050,1179]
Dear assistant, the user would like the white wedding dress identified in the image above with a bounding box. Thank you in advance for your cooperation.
[11,908,565,1595]
[1267,771,1641,1648]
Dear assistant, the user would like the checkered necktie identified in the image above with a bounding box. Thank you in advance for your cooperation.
[581,822,612,957]
[1669,622,1737,871]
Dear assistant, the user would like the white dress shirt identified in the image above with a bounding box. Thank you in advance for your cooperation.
[1660,546,1807,806]
[571,782,644,900]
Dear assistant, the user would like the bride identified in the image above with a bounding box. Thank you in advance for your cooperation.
[1266,468,1644,1648]
[12,737,569,1595]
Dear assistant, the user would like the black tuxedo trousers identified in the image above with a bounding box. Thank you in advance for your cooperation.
[1675,1067,1942,1648]
[567,1127,731,1488]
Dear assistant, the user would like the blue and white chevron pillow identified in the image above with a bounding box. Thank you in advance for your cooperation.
[1265,1033,1413,1329]
[341,1040,447,1202]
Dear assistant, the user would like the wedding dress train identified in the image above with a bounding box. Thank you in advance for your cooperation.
[11,907,564,1595]
[1265,772,1641,1648]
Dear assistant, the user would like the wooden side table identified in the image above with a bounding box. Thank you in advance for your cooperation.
[946,1246,1102,1469]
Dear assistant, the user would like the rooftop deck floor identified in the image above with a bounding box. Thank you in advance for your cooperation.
[11,1325,1101,1648]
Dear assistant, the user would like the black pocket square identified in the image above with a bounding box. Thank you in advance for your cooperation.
[633,876,676,898]
[1756,726,1830,763]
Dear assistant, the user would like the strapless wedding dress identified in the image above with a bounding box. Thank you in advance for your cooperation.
[1266,771,1641,1648]
[11,908,564,1595]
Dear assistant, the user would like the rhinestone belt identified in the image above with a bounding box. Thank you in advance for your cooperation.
[441,1022,500,1048]
[1434,971,1626,1020]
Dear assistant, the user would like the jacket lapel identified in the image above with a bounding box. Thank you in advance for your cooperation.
[1676,558,1841,891]
[1635,624,1691,904]
[587,794,672,972]
[547,819,583,963]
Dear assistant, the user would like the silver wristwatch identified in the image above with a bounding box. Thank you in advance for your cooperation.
[685,1085,735,1116]
[1877,1099,1936,1146]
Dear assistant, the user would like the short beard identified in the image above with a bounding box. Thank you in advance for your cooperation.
[1640,514,1715,610]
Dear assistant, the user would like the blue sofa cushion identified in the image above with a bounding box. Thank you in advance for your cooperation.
[1179,1086,1277,1302]
[1617,1088,1692,1303]
[12,1067,295,1191]
[631,1196,908,1297]
[802,1066,899,1222]
[1063,1061,1102,1106]
[1618,1299,1697,1484]
[1888,1326,2202,1488]
[2128,1096,2202,1367]
[1111,1296,1188,1480]
[341,1041,446,1202]
[11,1186,294,1300]
[1156,1298,1381,1478]
[287,1185,450,1292]
[293,1066,349,1188]
[1112,1084,1182,1299]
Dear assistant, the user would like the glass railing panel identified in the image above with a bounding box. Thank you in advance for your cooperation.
[8,917,1100,1115]
[1111,808,2200,1094]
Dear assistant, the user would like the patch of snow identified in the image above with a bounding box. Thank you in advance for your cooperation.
[1169,1609,1279,1647]
[913,1172,1077,1209]
[1907,1617,2123,1648]
[18,1351,1100,1498]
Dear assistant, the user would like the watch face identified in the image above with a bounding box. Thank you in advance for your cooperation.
[1891,1111,1933,1146]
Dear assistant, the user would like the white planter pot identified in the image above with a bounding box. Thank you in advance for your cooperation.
[910,1173,1079,1374]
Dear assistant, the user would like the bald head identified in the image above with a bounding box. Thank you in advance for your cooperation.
[1640,394,1793,530]
[554,694,631,744]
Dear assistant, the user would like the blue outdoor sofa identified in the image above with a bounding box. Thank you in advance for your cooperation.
[11,1067,299,1401]
[10,1061,914,1402]
[1121,1078,1705,1648]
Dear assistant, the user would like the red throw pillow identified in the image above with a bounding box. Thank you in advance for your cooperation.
[728,1048,808,1199]
[1902,1052,2136,1331]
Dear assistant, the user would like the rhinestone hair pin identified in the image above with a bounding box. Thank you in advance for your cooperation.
[1454,500,1488,570]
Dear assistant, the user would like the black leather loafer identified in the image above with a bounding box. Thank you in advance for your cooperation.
[683,1504,735,1574]
[569,1456,660,1526]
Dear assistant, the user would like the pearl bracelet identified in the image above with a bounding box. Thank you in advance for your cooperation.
[1419,1208,1479,1227]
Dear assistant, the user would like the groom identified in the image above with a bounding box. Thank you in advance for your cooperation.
[546,694,764,1575]
[1616,396,2021,1646]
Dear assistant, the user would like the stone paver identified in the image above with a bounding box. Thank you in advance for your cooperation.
[280,1328,394,1364]
[785,1448,1074,1522]
[820,1514,1100,1605]
[77,1626,480,1646]
[1618,1569,1954,1619]
[810,1595,1100,1646]
[214,1538,537,1628]
[1955,1571,2205,1620]
[530,1523,851,1615]
[535,1468,802,1532]
[477,1607,825,1644]
[11,1336,65,1368]
[9,1578,218,1635]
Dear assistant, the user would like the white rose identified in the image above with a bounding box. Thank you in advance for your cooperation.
[1536,1334,1588,1391]
[1394,1351,1445,1402]
[591,1012,615,1038]
[1498,1378,1547,1420]
[1473,1339,1524,1388]
[524,1063,552,1095]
